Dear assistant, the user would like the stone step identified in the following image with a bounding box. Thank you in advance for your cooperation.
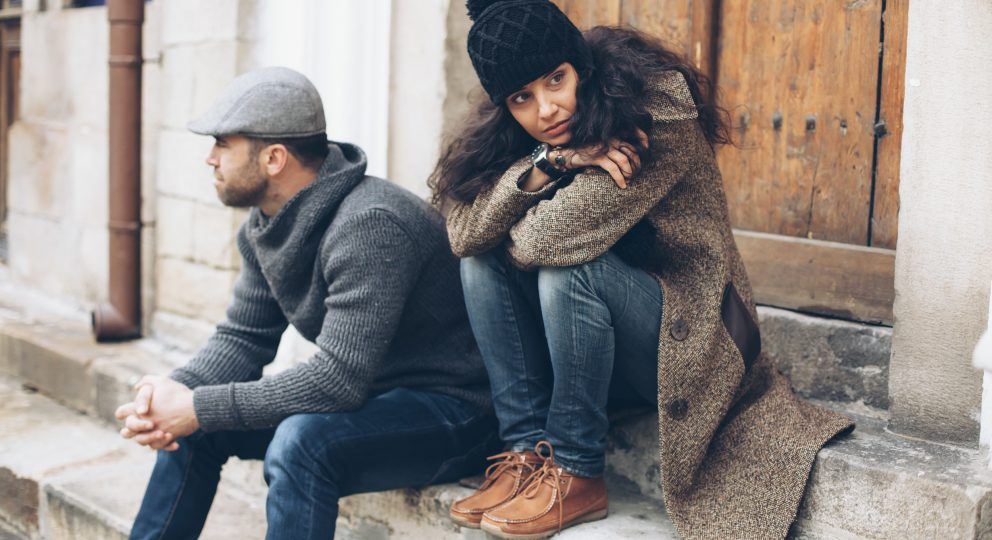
[608,410,992,538]
[335,409,992,539]
[0,377,266,539]
[0,375,672,539]
[758,306,891,415]
[4,279,987,539]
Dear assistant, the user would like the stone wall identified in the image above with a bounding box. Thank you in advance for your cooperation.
[5,0,394,368]
[148,0,253,348]
[10,3,106,304]
[6,0,255,348]
[887,0,992,446]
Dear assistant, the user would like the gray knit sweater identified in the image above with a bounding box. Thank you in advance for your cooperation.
[170,142,489,432]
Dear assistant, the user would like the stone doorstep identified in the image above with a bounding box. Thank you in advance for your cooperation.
[0,376,670,540]
[2,279,978,538]
[0,376,267,540]
[307,407,992,540]
[336,483,675,540]
[757,306,892,414]
[3,375,992,539]
[0,313,187,426]
[608,410,992,538]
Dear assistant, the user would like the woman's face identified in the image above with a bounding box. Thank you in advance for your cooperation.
[505,62,578,147]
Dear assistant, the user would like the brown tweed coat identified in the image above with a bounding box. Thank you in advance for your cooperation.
[443,70,854,539]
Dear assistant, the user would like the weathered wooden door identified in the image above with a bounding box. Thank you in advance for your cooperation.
[553,0,907,324]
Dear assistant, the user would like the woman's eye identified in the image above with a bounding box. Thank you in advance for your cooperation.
[511,93,529,104]
[549,72,564,84]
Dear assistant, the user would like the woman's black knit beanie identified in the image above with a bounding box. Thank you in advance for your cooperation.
[466,0,592,104]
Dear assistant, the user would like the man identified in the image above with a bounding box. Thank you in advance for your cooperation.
[115,67,497,539]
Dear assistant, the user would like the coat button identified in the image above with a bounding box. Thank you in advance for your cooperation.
[666,398,689,420]
[670,318,689,341]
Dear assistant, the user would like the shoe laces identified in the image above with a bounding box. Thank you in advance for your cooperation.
[479,450,538,491]
[522,441,566,532]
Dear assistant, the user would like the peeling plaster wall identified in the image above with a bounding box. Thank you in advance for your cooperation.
[888,0,992,445]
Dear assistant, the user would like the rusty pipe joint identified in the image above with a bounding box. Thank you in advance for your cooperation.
[93,303,141,341]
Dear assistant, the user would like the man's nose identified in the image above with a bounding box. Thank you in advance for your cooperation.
[205,152,218,167]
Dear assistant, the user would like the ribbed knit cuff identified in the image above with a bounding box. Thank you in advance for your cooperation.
[192,383,244,432]
[169,368,207,391]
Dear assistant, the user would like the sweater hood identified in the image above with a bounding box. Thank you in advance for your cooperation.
[245,141,368,248]
[242,142,368,305]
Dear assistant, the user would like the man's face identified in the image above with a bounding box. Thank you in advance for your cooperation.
[205,135,268,208]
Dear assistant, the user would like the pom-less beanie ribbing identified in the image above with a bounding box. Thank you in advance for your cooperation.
[466,0,592,104]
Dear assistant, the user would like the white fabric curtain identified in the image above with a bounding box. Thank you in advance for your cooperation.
[251,0,392,179]
[250,0,392,371]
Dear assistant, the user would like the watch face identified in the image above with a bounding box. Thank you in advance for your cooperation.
[531,144,545,162]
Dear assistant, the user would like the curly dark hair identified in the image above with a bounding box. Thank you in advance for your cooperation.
[429,26,732,206]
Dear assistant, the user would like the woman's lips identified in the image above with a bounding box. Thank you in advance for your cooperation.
[544,118,570,137]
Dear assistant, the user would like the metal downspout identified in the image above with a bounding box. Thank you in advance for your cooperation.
[93,0,143,341]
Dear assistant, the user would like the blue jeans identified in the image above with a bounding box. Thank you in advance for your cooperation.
[460,250,662,477]
[129,387,499,540]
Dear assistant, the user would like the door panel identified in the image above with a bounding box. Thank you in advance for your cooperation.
[717,0,883,245]
[870,0,908,249]
[620,0,718,75]
[553,0,620,28]
[549,0,904,324]
[736,231,894,323]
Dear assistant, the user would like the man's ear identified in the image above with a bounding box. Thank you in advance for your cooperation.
[261,144,290,176]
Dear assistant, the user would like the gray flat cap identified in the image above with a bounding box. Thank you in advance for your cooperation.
[187,67,326,138]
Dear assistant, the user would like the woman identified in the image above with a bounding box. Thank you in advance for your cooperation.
[431,1,853,538]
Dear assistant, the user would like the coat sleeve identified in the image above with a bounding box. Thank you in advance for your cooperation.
[505,114,705,269]
[444,156,561,258]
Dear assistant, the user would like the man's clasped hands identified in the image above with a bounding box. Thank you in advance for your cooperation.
[113,375,200,452]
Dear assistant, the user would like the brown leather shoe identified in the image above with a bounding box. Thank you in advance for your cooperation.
[480,442,608,539]
[449,449,544,528]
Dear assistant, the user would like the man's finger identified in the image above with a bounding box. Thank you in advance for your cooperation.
[134,430,167,446]
[125,414,154,433]
[135,384,153,415]
[164,442,180,452]
[115,402,136,421]
[121,427,136,439]
[148,432,176,451]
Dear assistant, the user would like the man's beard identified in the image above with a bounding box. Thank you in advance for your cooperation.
[215,161,268,208]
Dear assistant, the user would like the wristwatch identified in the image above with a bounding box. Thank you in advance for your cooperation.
[530,143,568,180]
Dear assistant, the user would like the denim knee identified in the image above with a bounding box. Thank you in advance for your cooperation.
[263,415,333,484]
[537,257,609,304]
[460,250,510,288]
[176,429,233,464]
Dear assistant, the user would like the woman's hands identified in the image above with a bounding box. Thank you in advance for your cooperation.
[552,128,650,189]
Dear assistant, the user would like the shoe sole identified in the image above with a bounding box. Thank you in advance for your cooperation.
[449,510,482,529]
[479,507,609,539]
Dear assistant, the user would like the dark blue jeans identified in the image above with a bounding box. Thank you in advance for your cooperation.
[129,387,498,540]
[460,250,662,477]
